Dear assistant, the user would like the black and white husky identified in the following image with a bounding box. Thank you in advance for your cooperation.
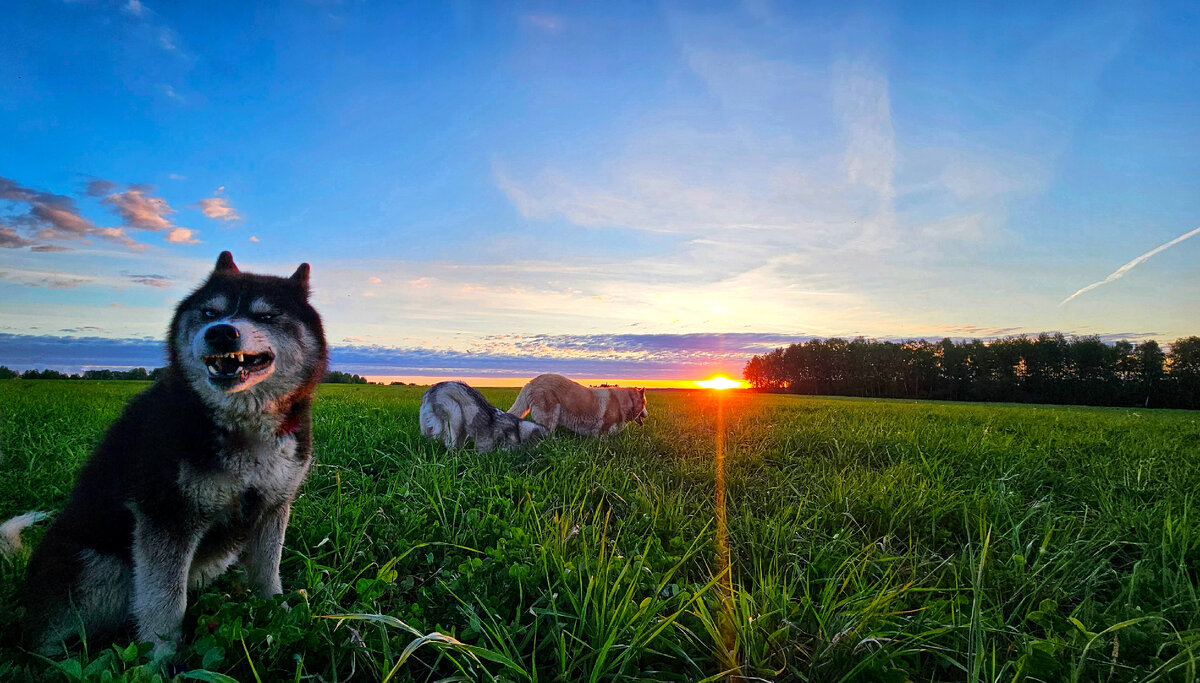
[420,381,547,453]
[1,251,326,659]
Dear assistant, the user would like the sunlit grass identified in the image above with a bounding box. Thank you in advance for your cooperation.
[1,381,1198,681]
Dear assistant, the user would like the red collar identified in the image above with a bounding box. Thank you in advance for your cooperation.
[277,414,302,437]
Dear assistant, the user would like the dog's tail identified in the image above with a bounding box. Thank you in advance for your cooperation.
[0,511,50,556]
[507,383,534,418]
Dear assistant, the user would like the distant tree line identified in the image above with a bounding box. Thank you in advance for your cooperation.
[321,370,369,384]
[743,335,1200,409]
[0,366,167,381]
[1,366,373,385]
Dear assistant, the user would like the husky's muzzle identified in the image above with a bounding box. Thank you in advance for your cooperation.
[201,323,275,390]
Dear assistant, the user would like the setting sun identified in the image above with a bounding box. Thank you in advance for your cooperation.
[695,376,745,390]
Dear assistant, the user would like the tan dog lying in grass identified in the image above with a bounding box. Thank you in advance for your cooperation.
[508,373,647,436]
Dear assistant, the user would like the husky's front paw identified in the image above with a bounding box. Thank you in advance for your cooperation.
[148,637,178,663]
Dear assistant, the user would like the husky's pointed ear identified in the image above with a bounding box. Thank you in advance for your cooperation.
[290,263,311,295]
[214,251,239,274]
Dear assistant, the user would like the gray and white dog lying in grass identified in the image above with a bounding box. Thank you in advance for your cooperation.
[419,381,547,453]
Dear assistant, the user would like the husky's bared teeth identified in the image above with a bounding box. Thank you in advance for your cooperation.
[203,349,275,381]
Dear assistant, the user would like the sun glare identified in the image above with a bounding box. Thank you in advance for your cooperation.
[695,376,744,390]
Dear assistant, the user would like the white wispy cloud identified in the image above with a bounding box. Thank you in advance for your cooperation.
[109,0,189,57]
[124,272,173,288]
[494,44,989,315]
[1060,226,1200,305]
[0,266,101,290]
[834,60,896,204]
[157,28,179,53]
[157,83,183,102]
[523,13,564,34]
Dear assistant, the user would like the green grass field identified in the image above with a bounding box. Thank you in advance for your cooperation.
[1,380,1198,682]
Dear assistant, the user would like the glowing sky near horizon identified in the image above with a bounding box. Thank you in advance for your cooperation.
[1,2,1198,378]
[695,377,746,390]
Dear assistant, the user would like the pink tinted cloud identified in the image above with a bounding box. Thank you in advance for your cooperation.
[0,226,37,249]
[92,181,197,246]
[196,196,241,221]
[165,227,199,244]
[0,176,142,250]
[101,187,178,231]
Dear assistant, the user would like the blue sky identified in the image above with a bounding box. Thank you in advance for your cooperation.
[1,1,1197,380]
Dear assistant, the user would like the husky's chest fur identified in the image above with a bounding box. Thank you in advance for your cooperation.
[180,425,308,516]
[176,423,311,587]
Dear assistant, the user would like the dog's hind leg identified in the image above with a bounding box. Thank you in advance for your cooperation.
[242,503,291,597]
[532,405,559,433]
[28,562,130,657]
[22,528,130,654]
[445,403,468,449]
[75,549,133,639]
[453,420,469,450]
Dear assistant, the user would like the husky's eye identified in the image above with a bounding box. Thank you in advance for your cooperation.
[253,312,277,322]
[201,308,218,318]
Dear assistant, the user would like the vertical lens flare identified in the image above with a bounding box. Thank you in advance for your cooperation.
[713,390,738,674]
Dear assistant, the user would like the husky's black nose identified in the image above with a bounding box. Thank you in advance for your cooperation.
[204,324,240,352]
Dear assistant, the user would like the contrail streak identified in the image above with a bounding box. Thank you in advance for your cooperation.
[1060,225,1200,306]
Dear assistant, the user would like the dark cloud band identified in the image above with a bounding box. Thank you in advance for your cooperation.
[0,331,1164,378]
